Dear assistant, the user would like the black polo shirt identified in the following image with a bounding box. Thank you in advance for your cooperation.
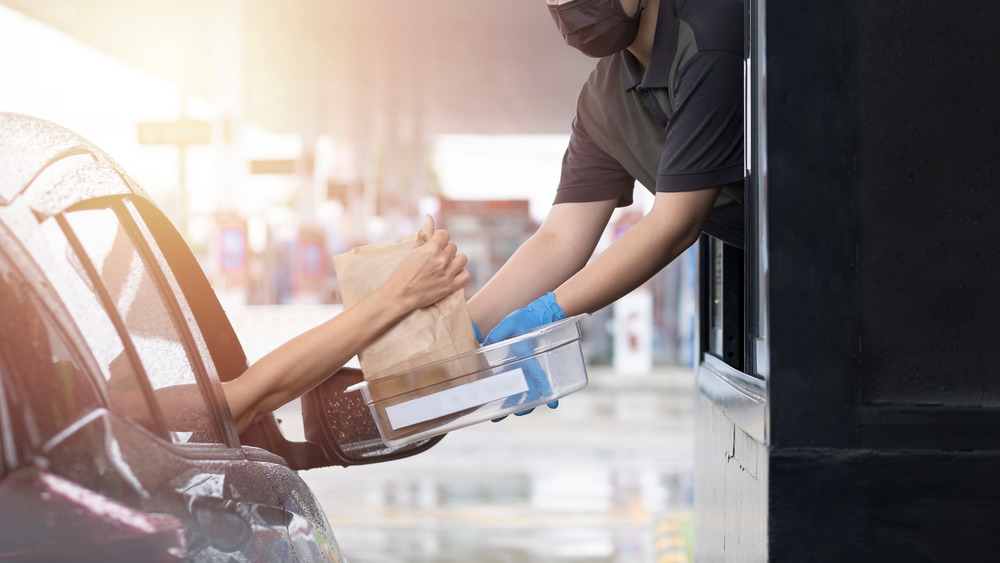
[554,0,745,246]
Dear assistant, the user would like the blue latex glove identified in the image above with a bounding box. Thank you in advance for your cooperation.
[491,356,559,421]
[472,321,485,344]
[483,292,566,346]
[486,293,566,420]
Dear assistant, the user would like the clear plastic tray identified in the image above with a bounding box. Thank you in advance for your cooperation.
[348,314,590,447]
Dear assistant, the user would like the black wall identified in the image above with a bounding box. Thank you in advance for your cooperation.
[852,1,1000,406]
[770,449,1000,560]
[768,0,1000,446]
[766,0,857,449]
[762,0,1000,559]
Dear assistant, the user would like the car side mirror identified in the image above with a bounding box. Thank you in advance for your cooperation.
[264,367,442,469]
[238,367,443,469]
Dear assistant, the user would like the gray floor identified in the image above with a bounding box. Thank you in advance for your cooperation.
[278,365,696,563]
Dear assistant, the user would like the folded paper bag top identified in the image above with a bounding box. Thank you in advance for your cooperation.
[331,230,483,403]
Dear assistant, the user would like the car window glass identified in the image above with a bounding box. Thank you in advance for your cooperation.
[121,200,239,444]
[38,219,166,435]
[0,261,101,452]
[61,208,222,445]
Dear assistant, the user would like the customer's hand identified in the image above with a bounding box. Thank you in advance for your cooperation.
[385,215,470,311]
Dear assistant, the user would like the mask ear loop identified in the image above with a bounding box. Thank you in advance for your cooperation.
[631,0,646,21]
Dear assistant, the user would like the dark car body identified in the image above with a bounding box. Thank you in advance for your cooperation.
[0,112,437,561]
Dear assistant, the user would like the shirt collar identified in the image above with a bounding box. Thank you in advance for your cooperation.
[620,51,643,91]
[618,5,675,91]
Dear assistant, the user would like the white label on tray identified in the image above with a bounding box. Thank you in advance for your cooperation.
[384,369,529,430]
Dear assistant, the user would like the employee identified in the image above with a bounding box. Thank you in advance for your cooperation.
[470,0,745,357]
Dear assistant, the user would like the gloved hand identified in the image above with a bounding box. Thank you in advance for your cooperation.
[483,292,566,346]
[492,353,559,420]
[486,293,566,421]
[490,354,559,421]
[472,321,484,345]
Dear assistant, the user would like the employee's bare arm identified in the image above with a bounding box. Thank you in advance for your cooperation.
[468,198,617,334]
[555,188,719,317]
[470,188,719,332]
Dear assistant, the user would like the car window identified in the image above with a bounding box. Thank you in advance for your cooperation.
[53,207,223,445]
[0,257,101,455]
[120,199,239,444]
[36,219,162,436]
[127,199,249,385]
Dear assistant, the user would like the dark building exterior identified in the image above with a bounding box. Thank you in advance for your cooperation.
[695,1,1000,559]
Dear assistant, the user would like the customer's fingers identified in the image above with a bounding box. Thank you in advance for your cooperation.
[452,265,471,291]
[449,252,468,275]
[428,228,451,249]
[414,214,434,247]
[444,241,458,261]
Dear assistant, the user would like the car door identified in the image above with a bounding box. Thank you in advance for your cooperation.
[0,111,437,560]
[0,230,187,561]
[31,192,343,562]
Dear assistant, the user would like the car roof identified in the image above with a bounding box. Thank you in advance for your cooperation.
[0,112,147,218]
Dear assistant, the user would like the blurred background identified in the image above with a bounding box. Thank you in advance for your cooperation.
[0,1,698,560]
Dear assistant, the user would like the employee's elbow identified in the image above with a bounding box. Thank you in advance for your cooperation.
[650,187,720,252]
[662,211,711,253]
[679,221,704,250]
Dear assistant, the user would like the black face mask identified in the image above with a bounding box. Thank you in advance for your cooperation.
[548,0,643,58]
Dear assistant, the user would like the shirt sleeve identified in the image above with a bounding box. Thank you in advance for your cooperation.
[657,51,745,192]
[554,115,636,207]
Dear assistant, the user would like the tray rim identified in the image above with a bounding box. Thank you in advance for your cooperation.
[344,313,589,394]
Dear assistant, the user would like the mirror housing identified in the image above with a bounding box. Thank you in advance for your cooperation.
[241,368,442,470]
[300,367,443,467]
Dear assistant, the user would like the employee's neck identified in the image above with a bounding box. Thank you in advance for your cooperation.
[627,0,659,75]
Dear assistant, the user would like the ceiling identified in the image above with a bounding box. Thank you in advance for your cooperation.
[2,0,598,138]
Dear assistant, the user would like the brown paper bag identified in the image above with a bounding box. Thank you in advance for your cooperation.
[332,229,485,428]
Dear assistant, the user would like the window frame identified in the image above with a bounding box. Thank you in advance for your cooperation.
[119,198,239,447]
[698,234,765,443]
[0,340,13,475]
[695,0,769,444]
[124,197,250,385]
[55,196,237,448]
[53,211,173,440]
[0,232,112,466]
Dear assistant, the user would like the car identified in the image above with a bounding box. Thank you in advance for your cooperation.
[0,112,442,561]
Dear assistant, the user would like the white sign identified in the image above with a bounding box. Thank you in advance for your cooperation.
[385,369,529,429]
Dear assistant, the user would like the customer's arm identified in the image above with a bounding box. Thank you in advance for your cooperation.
[224,218,469,433]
